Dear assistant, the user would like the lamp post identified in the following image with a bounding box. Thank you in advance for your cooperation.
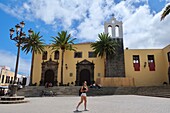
[9,21,33,96]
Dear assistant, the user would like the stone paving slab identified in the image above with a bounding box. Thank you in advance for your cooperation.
[0,95,170,113]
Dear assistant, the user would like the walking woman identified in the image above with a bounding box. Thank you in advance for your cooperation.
[76,81,89,111]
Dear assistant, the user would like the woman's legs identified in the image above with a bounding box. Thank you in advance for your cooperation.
[84,96,87,110]
[76,96,83,110]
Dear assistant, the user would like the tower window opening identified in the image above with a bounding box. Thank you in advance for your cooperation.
[108,25,112,37]
[115,25,119,37]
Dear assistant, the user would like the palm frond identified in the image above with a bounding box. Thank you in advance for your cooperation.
[50,30,76,52]
[91,32,118,58]
[161,4,170,20]
[21,31,45,54]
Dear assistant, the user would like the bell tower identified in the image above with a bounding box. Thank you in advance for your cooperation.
[104,17,123,39]
[104,17,125,77]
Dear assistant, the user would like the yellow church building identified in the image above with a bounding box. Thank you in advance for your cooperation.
[125,45,170,86]
[31,17,170,87]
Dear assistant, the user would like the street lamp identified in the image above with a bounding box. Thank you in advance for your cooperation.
[9,21,33,96]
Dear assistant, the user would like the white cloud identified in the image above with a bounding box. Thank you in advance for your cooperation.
[23,2,30,11]
[0,50,31,76]
[165,0,170,2]
[0,0,170,49]
[123,3,170,49]
[123,5,154,48]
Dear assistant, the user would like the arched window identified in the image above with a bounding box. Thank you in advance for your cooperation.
[8,76,10,83]
[1,75,4,83]
[10,77,13,84]
[5,76,8,83]
[115,25,119,37]
[54,51,59,60]
[42,51,48,60]
[5,76,10,83]
[108,25,112,37]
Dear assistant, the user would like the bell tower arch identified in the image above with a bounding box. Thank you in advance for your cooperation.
[104,17,123,39]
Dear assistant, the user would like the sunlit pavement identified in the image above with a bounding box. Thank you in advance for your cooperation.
[1,95,170,113]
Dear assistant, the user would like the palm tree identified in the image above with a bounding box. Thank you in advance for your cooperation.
[161,4,170,20]
[22,32,45,85]
[50,31,76,86]
[91,33,118,76]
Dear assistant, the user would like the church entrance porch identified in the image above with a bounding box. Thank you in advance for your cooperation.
[40,58,59,86]
[79,69,91,86]
[76,59,94,86]
[44,69,54,86]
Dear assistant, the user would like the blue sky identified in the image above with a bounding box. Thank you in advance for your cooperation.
[0,0,170,76]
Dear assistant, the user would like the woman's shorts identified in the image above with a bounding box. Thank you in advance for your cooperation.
[81,93,87,97]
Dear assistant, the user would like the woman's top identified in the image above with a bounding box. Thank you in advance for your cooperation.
[82,86,87,93]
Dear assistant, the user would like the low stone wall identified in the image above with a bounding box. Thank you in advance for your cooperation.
[96,77,135,87]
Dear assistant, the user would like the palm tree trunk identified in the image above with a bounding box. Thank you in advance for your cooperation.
[29,51,34,85]
[60,49,64,85]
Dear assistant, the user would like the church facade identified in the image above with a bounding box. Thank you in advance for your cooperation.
[32,43,105,86]
[31,17,170,86]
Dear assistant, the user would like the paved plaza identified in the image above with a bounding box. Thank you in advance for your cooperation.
[0,95,170,113]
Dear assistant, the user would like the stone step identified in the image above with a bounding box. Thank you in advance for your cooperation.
[0,96,29,104]
[143,94,170,98]
[17,86,170,98]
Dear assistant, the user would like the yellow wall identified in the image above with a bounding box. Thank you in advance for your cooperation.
[124,46,169,86]
[0,68,24,86]
[64,43,105,84]
[32,43,105,85]
[96,77,135,87]
[32,43,170,86]
[162,44,170,68]
[32,52,43,85]
[0,69,14,86]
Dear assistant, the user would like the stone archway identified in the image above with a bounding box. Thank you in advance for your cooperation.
[79,69,90,86]
[76,59,94,86]
[44,69,54,86]
[41,58,59,86]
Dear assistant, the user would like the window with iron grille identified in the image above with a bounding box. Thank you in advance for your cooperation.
[74,52,82,58]
[42,51,47,60]
[148,55,155,71]
[54,51,59,60]
[133,55,140,71]
[88,52,97,58]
